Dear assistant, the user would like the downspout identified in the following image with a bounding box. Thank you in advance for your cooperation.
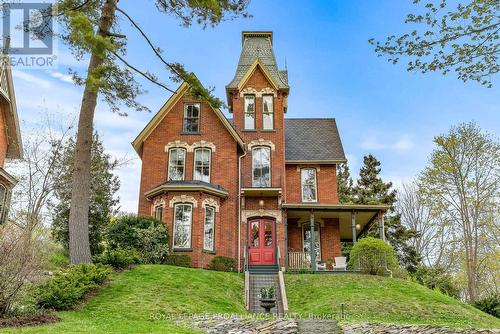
[237,147,248,273]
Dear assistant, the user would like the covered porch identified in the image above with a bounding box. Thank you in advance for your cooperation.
[282,203,390,272]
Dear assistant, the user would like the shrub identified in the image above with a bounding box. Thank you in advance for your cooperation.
[473,294,499,318]
[208,256,236,272]
[413,266,460,299]
[93,248,141,269]
[106,215,169,264]
[163,254,191,268]
[348,237,398,276]
[35,264,111,310]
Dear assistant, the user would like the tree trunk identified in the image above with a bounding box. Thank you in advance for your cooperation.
[68,0,117,264]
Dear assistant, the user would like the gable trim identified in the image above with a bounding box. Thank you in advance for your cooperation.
[132,82,244,157]
[0,56,22,159]
[236,59,279,91]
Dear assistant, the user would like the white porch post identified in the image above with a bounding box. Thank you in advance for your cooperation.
[379,211,386,242]
[310,210,316,271]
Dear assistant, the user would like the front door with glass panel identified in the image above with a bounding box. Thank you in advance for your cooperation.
[248,219,275,265]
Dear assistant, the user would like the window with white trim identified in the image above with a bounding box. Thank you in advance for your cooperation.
[154,205,163,221]
[252,146,271,187]
[193,148,211,183]
[0,184,11,225]
[168,148,186,181]
[244,95,255,130]
[262,95,274,130]
[203,206,215,251]
[173,204,192,249]
[301,168,317,202]
[183,103,200,133]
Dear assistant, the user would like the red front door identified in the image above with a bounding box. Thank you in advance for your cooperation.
[248,219,275,265]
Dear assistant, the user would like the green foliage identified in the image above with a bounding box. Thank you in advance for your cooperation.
[46,248,70,270]
[354,154,421,273]
[163,254,192,268]
[472,294,500,318]
[208,256,236,272]
[348,237,398,276]
[106,215,169,264]
[260,286,276,299]
[413,266,461,299]
[93,248,141,269]
[369,0,499,87]
[51,132,120,256]
[35,264,111,310]
[337,163,354,203]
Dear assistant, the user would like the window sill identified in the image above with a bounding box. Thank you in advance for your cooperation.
[261,129,276,132]
[180,132,201,135]
[173,248,193,252]
[203,250,216,254]
[301,201,318,204]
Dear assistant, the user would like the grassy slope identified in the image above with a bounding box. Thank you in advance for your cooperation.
[3,265,245,334]
[286,273,500,329]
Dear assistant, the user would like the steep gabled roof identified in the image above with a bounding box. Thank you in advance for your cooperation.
[131,82,245,157]
[0,55,22,159]
[284,118,346,163]
[226,32,289,91]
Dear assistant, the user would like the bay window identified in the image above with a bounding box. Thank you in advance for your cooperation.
[262,95,274,130]
[168,148,186,181]
[244,95,255,130]
[301,168,317,202]
[252,146,271,187]
[173,204,192,249]
[194,148,211,183]
[154,205,163,221]
[203,206,215,251]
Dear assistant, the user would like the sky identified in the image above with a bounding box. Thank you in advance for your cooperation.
[8,0,500,213]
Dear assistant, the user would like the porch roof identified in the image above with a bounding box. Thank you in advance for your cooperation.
[282,203,390,240]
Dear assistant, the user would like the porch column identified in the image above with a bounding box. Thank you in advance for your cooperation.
[284,210,288,272]
[351,211,357,244]
[310,210,316,271]
[379,211,386,242]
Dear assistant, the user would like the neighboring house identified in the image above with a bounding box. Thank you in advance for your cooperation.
[0,52,22,224]
[133,31,389,271]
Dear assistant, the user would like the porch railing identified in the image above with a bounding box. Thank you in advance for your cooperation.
[287,251,310,270]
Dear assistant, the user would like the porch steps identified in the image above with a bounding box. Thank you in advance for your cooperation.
[248,272,284,314]
[248,264,279,275]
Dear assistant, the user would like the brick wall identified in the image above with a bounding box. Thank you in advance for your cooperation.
[285,164,338,204]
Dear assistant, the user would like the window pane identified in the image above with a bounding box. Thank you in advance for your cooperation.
[194,149,211,183]
[252,147,271,187]
[264,221,273,247]
[263,113,273,130]
[174,204,192,248]
[301,169,317,202]
[244,113,255,130]
[168,149,185,181]
[204,206,215,251]
[303,225,321,261]
[183,104,200,133]
[244,96,255,130]
[250,221,259,247]
[244,96,255,113]
[155,206,163,221]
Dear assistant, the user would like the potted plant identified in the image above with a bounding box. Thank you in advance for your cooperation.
[326,258,334,271]
[259,285,276,313]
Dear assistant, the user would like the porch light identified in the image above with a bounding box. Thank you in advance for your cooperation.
[355,223,361,230]
[259,199,265,207]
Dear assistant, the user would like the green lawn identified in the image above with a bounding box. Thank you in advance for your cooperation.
[2,265,246,334]
[285,273,500,329]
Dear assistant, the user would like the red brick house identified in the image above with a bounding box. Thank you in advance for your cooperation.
[0,53,22,224]
[133,32,388,271]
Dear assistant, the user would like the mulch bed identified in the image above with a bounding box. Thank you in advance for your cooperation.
[0,314,61,328]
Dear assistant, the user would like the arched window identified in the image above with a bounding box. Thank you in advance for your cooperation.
[301,168,317,202]
[203,206,215,252]
[252,146,271,187]
[173,203,192,249]
[168,148,186,181]
[193,148,211,183]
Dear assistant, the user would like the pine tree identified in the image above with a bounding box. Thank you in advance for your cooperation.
[51,133,120,256]
[337,163,354,203]
[354,154,420,272]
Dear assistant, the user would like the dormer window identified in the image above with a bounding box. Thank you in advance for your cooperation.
[244,95,255,130]
[168,148,186,181]
[301,168,318,202]
[252,146,271,187]
[183,103,200,133]
[262,95,274,130]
